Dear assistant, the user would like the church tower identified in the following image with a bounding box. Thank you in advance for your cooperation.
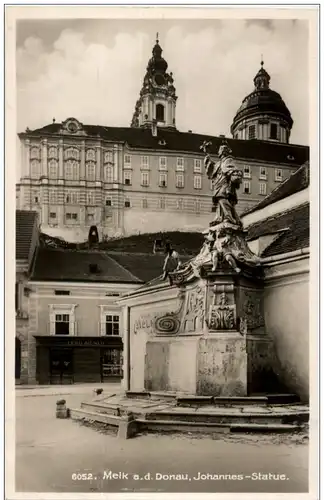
[231,61,293,143]
[131,35,177,131]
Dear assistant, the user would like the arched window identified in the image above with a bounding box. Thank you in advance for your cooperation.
[156,104,165,122]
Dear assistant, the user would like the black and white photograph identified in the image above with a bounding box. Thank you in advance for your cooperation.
[5,5,319,498]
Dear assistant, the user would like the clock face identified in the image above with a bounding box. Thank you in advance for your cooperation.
[154,74,166,86]
[68,121,78,133]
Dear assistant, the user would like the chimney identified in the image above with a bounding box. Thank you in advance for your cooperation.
[152,119,157,137]
[219,134,226,138]
[188,130,192,133]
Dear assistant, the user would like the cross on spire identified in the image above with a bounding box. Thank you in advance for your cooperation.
[261,54,264,66]
[156,32,159,43]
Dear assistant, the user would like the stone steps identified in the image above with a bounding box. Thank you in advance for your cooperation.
[144,411,309,426]
[136,418,302,434]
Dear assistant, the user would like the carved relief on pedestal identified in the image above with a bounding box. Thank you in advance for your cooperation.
[240,288,264,330]
[181,285,205,333]
[207,293,236,331]
[154,289,185,335]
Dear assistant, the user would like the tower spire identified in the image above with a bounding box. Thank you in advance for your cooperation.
[156,32,159,43]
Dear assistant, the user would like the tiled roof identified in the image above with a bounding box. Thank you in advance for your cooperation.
[20,123,309,166]
[16,210,38,260]
[97,231,204,256]
[243,162,309,216]
[31,248,143,284]
[246,203,309,257]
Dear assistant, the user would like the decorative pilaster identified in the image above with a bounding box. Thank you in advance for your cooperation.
[41,138,48,177]
[25,139,30,177]
[96,146,101,182]
[58,139,64,178]
[80,140,85,180]
[113,145,119,183]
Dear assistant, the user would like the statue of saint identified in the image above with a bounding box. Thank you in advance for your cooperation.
[200,141,243,228]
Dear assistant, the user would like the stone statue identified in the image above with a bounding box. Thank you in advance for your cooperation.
[200,140,243,228]
[162,242,181,281]
[167,140,260,284]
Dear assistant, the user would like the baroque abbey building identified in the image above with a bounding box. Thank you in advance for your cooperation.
[16,37,309,242]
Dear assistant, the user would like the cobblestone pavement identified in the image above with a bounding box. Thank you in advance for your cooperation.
[13,390,309,494]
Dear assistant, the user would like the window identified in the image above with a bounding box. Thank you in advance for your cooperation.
[48,146,58,159]
[176,158,184,171]
[141,172,149,186]
[159,157,167,170]
[49,160,58,178]
[104,151,113,164]
[141,156,149,168]
[177,198,183,210]
[87,191,95,206]
[142,198,148,209]
[159,173,167,187]
[66,190,79,204]
[105,198,112,206]
[86,149,96,161]
[64,147,79,160]
[243,181,251,194]
[259,182,267,195]
[66,212,78,221]
[243,165,251,179]
[159,197,165,209]
[124,154,131,167]
[30,160,40,178]
[194,199,201,213]
[49,212,57,219]
[55,314,70,335]
[156,103,165,122]
[104,165,114,182]
[248,125,256,140]
[55,290,70,296]
[65,160,79,180]
[102,348,123,376]
[259,167,267,180]
[194,159,202,173]
[49,189,57,204]
[105,315,120,336]
[194,175,202,189]
[270,123,278,140]
[125,199,131,208]
[86,162,96,181]
[176,173,184,188]
[124,171,132,185]
[275,168,283,181]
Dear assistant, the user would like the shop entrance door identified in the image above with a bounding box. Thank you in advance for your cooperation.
[50,348,73,384]
[101,348,123,381]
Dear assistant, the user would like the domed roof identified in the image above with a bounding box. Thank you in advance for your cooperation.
[147,36,168,74]
[231,62,293,133]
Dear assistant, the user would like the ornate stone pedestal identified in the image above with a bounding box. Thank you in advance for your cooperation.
[143,265,282,396]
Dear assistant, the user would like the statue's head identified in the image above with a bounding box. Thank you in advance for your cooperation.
[218,143,232,158]
[230,169,243,187]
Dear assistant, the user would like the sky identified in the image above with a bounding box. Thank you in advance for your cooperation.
[16,18,309,145]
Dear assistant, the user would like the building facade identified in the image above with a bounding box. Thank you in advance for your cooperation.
[16,38,309,242]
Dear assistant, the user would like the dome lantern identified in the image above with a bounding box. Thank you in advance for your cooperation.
[231,60,293,144]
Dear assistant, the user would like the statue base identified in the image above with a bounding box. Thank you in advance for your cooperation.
[143,266,284,397]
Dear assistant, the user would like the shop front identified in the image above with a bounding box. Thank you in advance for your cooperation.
[34,336,123,385]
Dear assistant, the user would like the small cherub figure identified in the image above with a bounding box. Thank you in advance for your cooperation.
[211,231,241,273]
